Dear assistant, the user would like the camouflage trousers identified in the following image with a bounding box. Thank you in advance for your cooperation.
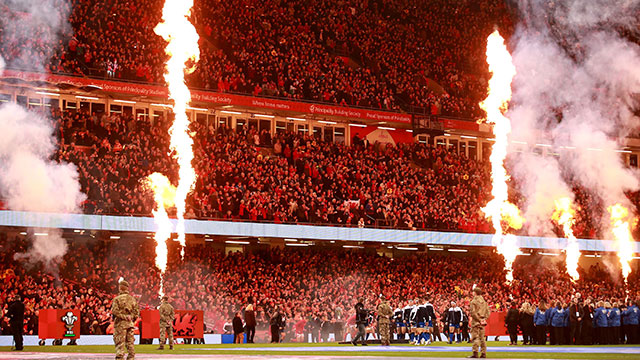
[379,322,390,345]
[114,326,135,360]
[159,324,174,347]
[471,326,486,355]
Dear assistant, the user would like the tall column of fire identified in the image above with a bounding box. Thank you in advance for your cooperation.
[479,31,524,283]
[147,0,200,296]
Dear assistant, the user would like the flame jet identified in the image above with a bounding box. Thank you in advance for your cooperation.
[552,197,581,282]
[152,0,200,260]
[479,31,524,283]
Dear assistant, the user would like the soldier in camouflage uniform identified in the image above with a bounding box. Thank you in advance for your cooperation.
[158,295,175,350]
[469,287,490,359]
[111,280,139,360]
[377,295,393,346]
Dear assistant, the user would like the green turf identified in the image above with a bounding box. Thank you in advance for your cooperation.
[0,342,639,359]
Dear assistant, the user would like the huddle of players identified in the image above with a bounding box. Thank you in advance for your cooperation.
[394,299,465,345]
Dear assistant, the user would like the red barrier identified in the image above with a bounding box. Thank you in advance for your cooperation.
[38,309,81,340]
[141,310,204,338]
[485,311,507,336]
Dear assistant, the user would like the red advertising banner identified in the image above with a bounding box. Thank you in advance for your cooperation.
[38,309,81,340]
[140,309,204,339]
[0,70,413,124]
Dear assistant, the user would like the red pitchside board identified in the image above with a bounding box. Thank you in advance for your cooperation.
[38,309,81,340]
[141,310,204,339]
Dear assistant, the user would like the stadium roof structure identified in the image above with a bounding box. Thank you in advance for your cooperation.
[1,210,637,253]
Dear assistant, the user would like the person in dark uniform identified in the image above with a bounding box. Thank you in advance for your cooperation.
[351,298,369,346]
[270,306,285,343]
[581,298,594,345]
[6,295,24,351]
[233,312,244,344]
[244,299,256,343]
[569,298,583,345]
[505,302,519,345]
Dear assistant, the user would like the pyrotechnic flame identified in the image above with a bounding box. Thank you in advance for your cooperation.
[607,204,634,282]
[552,197,581,282]
[145,173,177,296]
[479,31,523,283]
[154,0,200,259]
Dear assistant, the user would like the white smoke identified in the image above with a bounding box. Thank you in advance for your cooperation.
[0,0,71,72]
[509,0,640,238]
[0,104,85,267]
[511,153,573,237]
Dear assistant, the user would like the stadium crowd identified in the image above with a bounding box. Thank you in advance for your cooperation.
[52,106,495,234]
[49,106,634,239]
[1,232,638,344]
[0,0,513,117]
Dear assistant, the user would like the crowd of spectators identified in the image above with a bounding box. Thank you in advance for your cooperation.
[0,0,513,117]
[49,105,640,239]
[1,231,638,339]
[50,106,497,233]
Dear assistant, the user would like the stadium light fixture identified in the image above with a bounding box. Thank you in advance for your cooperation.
[151,103,173,108]
[113,99,136,104]
[539,252,559,256]
[225,240,250,245]
[204,238,214,242]
[406,129,413,133]
[19,232,27,236]
[76,96,99,100]
[535,143,552,147]
[447,248,468,252]
[221,110,242,115]
[285,243,310,247]
[34,232,48,236]
[284,238,297,242]
[110,236,121,239]
[616,149,632,153]
[255,114,275,118]
[443,133,451,137]
[429,248,444,251]
[348,123,367,127]
[286,117,306,121]
[486,138,496,141]
[343,245,364,249]
[378,126,395,131]
[35,91,59,96]
[318,120,337,125]
[460,135,477,139]
[396,247,418,251]
[187,106,208,111]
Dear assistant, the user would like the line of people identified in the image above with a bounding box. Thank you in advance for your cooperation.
[505,297,639,345]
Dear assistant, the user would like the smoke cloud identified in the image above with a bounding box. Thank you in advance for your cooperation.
[509,0,640,237]
[0,104,85,267]
[0,0,71,72]
[0,1,77,269]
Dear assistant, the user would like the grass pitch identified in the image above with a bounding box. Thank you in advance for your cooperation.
[1,341,639,359]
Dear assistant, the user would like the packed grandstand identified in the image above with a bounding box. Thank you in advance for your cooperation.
[0,0,639,349]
